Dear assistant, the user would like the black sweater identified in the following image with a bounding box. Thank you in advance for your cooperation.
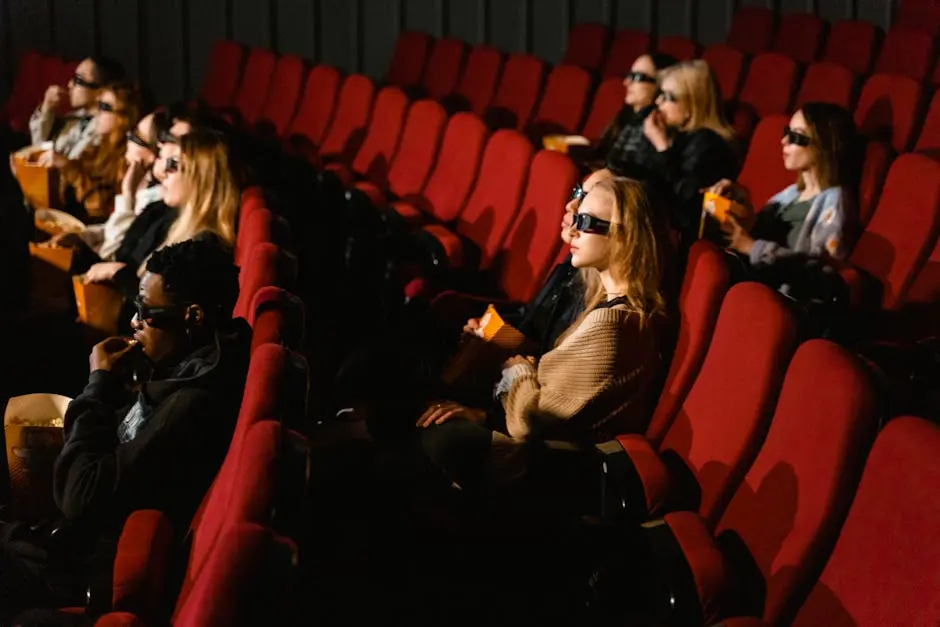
[54,319,251,535]
[110,201,178,299]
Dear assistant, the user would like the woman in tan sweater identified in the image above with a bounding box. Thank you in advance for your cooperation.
[414,176,670,488]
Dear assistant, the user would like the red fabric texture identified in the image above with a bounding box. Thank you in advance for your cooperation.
[422,38,469,100]
[602,29,651,78]
[858,139,892,229]
[657,36,700,61]
[562,22,610,71]
[231,47,276,124]
[249,286,305,354]
[318,75,376,164]
[421,224,465,268]
[0,51,45,129]
[452,45,503,115]
[94,613,144,627]
[390,201,426,223]
[487,53,547,131]
[896,0,940,34]
[347,86,409,188]
[914,90,940,152]
[701,45,746,101]
[615,434,672,514]
[822,19,880,75]
[580,77,626,141]
[714,340,879,624]
[383,99,448,199]
[792,417,940,627]
[663,511,730,625]
[738,53,798,118]
[111,509,174,616]
[772,13,826,63]
[854,73,924,153]
[793,62,856,111]
[236,207,273,270]
[726,7,776,56]
[874,24,937,82]
[386,31,432,88]
[529,64,593,136]
[287,64,342,147]
[718,619,769,627]
[353,181,387,208]
[256,54,306,136]
[646,241,730,446]
[736,115,794,212]
[234,243,283,320]
[200,41,244,109]
[660,282,798,526]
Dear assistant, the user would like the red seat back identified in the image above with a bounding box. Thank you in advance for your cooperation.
[386,99,448,198]
[793,62,856,111]
[455,130,534,268]
[645,241,730,446]
[660,282,798,526]
[701,44,746,102]
[737,114,794,212]
[773,12,826,64]
[349,86,409,187]
[2,51,45,124]
[858,139,893,229]
[897,0,940,34]
[822,19,880,75]
[792,417,940,626]
[231,48,277,124]
[603,29,651,78]
[715,340,879,624]
[529,64,593,136]
[234,243,285,320]
[874,25,937,82]
[386,30,432,88]
[236,207,274,269]
[452,45,503,116]
[914,90,940,152]
[422,38,468,100]
[850,153,940,310]
[487,53,547,130]
[318,74,376,163]
[201,41,244,109]
[657,36,700,61]
[563,22,610,71]
[580,77,626,142]
[256,54,306,136]
[854,73,924,154]
[727,7,776,56]
[412,112,489,223]
[739,53,799,118]
[499,151,579,303]
[249,287,305,355]
[287,64,341,146]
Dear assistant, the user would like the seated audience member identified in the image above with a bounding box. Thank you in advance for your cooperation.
[55,82,141,222]
[28,56,126,159]
[591,53,679,174]
[707,102,859,297]
[82,129,238,308]
[404,177,670,490]
[0,239,249,619]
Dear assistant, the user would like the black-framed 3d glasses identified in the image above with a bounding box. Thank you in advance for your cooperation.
[71,74,99,90]
[570,183,586,203]
[783,126,812,147]
[164,156,181,174]
[571,212,612,235]
[625,71,657,84]
[134,297,189,329]
[126,130,155,152]
[158,129,180,145]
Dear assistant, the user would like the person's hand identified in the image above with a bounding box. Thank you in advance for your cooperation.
[41,86,66,114]
[9,153,17,177]
[462,318,481,335]
[643,109,670,152]
[83,261,126,284]
[704,178,736,197]
[416,401,487,428]
[122,158,146,197]
[503,355,537,369]
[90,336,138,372]
[723,214,755,256]
[43,232,84,248]
[36,150,67,169]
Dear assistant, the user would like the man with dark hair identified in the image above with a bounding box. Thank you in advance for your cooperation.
[0,238,249,620]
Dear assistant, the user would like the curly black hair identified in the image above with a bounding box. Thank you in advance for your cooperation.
[146,238,240,321]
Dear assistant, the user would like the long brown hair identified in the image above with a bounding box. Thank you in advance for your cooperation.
[659,60,736,142]
[562,177,668,342]
[164,129,239,248]
[796,102,859,192]
[89,82,139,185]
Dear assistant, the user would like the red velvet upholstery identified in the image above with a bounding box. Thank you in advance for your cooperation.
[422,38,468,100]
[230,47,276,124]
[662,511,731,625]
[657,36,700,61]
[563,22,610,71]
[847,153,940,310]
[256,54,306,136]
[738,53,798,119]
[645,241,730,446]
[793,62,857,111]
[94,613,144,627]
[726,7,776,56]
[200,41,244,109]
[237,195,265,241]
[486,53,547,131]
[791,417,940,626]
[873,25,937,83]
[111,509,174,617]
[701,45,746,102]
[317,75,376,165]
[498,150,579,303]
[773,12,826,63]
[286,64,341,149]
[896,0,940,34]
[391,112,489,224]
[236,207,273,270]
[0,51,45,130]
[249,286,305,354]
[736,115,794,212]
[234,242,286,320]
[914,90,940,152]
[659,282,798,525]
[528,64,593,137]
[421,129,533,270]
[613,434,673,513]
[714,340,879,624]
[854,73,924,153]
[858,139,892,229]
[580,77,626,141]
[713,618,768,627]
[602,29,651,78]
[386,31,432,89]
[822,19,880,75]
[451,45,503,116]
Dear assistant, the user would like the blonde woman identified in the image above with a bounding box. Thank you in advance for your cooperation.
[412,177,670,489]
[641,59,739,242]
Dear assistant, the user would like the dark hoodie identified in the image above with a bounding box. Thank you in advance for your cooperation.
[53,318,252,535]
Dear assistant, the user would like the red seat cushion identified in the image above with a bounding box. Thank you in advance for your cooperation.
[613,434,672,514]
[421,224,465,267]
[391,200,426,224]
[662,511,731,625]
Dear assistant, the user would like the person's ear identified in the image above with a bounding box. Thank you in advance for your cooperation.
[185,304,204,326]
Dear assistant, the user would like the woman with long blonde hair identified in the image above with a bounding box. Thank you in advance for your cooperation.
[406,176,670,489]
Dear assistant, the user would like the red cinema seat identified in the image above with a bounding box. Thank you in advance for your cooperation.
[657,36,700,61]
[234,243,295,320]
[249,287,305,355]
[563,22,611,72]
[736,115,794,212]
[229,47,277,124]
[421,37,469,100]
[734,53,799,140]
[822,19,881,76]
[873,25,937,83]
[284,64,341,156]
[199,41,245,109]
[484,53,547,131]
[701,45,746,102]
[602,29,652,79]
[527,64,593,139]
[854,73,924,154]
[386,30,432,89]
[255,54,306,137]
[773,12,826,64]
[0,51,45,130]
[580,76,627,142]
[316,75,376,166]
[793,62,856,111]
[914,89,940,152]
[446,44,503,116]
[727,7,776,56]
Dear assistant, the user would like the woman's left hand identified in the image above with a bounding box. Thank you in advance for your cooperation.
[83,261,126,284]
[37,150,67,169]
[723,214,755,255]
[643,110,670,152]
[503,355,537,369]
[416,401,487,428]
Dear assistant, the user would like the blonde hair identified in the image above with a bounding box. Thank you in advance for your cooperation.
[659,60,735,142]
[562,177,667,341]
[164,130,239,248]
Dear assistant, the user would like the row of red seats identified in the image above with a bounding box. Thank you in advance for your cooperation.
[583,241,938,624]
[0,52,77,133]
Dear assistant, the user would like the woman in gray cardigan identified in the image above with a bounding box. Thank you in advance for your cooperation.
[707,102,859,296]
